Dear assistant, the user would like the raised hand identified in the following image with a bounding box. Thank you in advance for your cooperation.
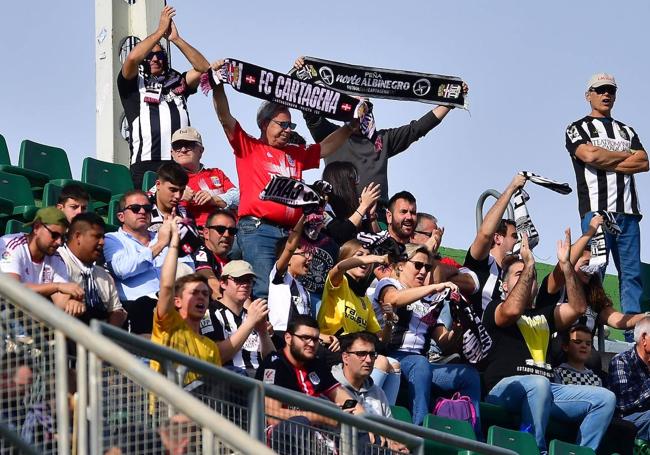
[509,173,527,192]
[557,228,572,266]
[157,6,176,37]
[294,56,305,70]
[588,214,604,232]
[168,20,180,42]
[248,298,269,325]
[520,234,535,268]
[359,183,381,214]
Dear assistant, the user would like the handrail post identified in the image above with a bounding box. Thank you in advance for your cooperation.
[248,383,266,442]
[339,422,353,455]
[76,344,88,455]
[88,351,102,455]
[55,330,70,455]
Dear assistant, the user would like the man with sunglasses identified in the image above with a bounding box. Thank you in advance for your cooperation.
[211,60,360,300]
[565,73,649,342]
[170,127,239,228]
[104,190,193,334]
[0,207,86,316]
[118,6,210,189]
[194,209,237,299]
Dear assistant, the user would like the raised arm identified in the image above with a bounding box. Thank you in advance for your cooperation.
[381,280,458,308]
[121,6,175,80]
[156,219,180,320]
[494,235,535,327]
[554,229,587,330]
[275,216,305,276]
[328,254,388,287]
[167,21,209,88]
[469,174,526,261]
[210,60,237,139]
[546,214,602,295]
[319,123,357,158]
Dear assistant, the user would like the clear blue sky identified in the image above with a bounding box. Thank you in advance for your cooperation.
[1,0,649,268]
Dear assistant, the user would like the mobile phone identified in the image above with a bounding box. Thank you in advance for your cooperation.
[341,399,358,410]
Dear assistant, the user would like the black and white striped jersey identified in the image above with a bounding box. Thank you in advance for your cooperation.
[565,116,644,217]
[117,69,195,164]
[463,251,502,318]
[200,301,261,373]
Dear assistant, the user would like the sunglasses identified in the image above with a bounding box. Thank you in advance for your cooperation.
[42,224,64,241]
[226,275,255,285]
[122,204,154,214]
[207,225,238,235]
[408,260,433,273]
[589,85,616,95]
[145,50,167,61]
[271,120,297,130]
[414,230,433,238]
[292,333,320,344]
[570,339,593,347]
[346,350,378,359]
[172,141,199,152]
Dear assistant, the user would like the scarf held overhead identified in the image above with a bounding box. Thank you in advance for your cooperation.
[201,59,366,123]
[290,56,467,108]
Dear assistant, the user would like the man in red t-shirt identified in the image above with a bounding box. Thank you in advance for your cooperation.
[210,59,358,298]
[170,126,239,228]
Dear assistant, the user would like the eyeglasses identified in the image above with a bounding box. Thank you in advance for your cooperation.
[226,276,255,286]
[207,225,238,235]
[414,230,433,238]
[293,250,312,259]
[122,204,154,214]
[570,339,593,347]
[42,224,64,241]
[271,120,297,130]
[172,141,199,153]
[589,85,617,95]
[145,50,167,61]
[408,260,433,272]
[346,350,378,359]
[292,333,320,344]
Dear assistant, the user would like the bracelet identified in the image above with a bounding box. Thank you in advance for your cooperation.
[355,209,363,217]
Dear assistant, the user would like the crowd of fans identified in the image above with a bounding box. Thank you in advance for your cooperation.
[2,7,650,454]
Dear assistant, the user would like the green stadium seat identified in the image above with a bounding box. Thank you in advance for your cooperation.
[19,139,112,204]
[0,171,39,222]
[81,157,134,198]
[0,133,51,196]
[5,219,30,235]
[487,425,540,455]
[390,405,412,424]
[479,402,518,435]
[548,439,595,455]
[423,413,476,455]
[636,438,650,455]
[141,170,157,192]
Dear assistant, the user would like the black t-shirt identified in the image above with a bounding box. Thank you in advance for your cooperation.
[255,349,339,398]
[535,274,563,309]
[193,244,225,278]
[299,234,339,295]
[463,250,502,318]
[482,298,557,391]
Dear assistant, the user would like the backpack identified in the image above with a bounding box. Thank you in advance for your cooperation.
[432,392,477,428]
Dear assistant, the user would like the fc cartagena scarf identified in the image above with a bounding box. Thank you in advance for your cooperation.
[511,171,572,255]
[290,56,467,108]
[201,59,369,124]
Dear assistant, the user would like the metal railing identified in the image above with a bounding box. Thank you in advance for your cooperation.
[95,321,517,455]
[0,275,274,455]
[475,189,515,232]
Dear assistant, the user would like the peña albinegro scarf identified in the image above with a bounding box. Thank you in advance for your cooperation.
[200,59,376,139]
[511,171,573,256]
[289,56,467,109]
[583,211,621,274]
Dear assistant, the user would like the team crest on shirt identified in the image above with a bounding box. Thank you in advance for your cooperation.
[286,156,295,167]
[308,372,320,385]
[566,125,581,143]
[263,369,276,384]
[210,176,222,187]
[199,312,214,333]
[194,250,208,263]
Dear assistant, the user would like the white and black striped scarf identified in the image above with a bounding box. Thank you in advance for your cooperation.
[583,211,621,274]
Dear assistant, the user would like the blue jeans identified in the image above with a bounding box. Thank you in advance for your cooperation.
[236,217,287,299]
[390,351,482,436]
[623,409,650,440]
[581,212,643,315]
[486,375,615,450]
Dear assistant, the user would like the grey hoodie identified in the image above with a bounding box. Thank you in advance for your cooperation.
[331,364,392,418]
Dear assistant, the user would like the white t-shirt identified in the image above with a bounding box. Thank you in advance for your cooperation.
[0,233,68,284]
[267,264,311,332]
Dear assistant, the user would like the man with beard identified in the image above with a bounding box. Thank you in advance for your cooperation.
[58,213,127,326]
[0,207,85,316]
[256,315,365,424]
[385,191,417,245]
[463,174,526,317]
[193,209,237,299]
